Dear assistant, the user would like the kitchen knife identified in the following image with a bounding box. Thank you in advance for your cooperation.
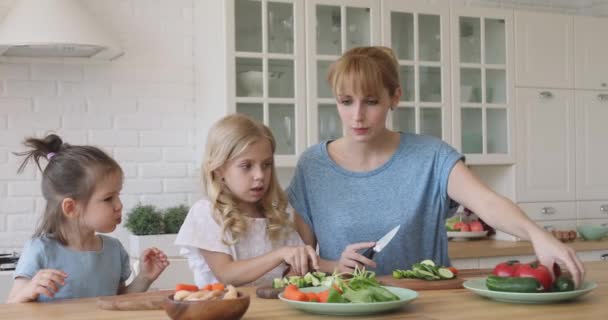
[361,225,401,260]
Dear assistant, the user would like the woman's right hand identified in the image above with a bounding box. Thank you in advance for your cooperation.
[281,245,320,276]
[25,269,67,300]
[337,242,377,273]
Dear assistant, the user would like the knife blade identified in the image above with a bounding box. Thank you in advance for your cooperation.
[361,225,401,260]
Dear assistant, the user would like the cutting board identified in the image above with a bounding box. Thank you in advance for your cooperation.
[96,290,174,311]
[377,268,492,290]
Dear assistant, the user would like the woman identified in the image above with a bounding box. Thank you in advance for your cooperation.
[287,46,584,287]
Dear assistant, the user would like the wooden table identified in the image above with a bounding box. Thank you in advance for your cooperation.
[1,262,605,320]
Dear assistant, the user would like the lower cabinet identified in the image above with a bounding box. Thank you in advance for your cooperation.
[452,250,607,269]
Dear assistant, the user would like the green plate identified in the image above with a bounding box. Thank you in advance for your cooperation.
[463,278,597,304]
[278,286,418,316]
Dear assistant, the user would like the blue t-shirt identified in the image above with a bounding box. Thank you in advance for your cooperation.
[14,235,131,302]
[287,133,463,275]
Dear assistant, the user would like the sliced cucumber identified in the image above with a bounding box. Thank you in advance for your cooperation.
[437,267,454,279]
[420,259,436,267]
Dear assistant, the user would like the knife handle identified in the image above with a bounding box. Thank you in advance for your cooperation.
[361,247,375,260]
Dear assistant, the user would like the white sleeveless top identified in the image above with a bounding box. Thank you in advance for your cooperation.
[174,199,304,287]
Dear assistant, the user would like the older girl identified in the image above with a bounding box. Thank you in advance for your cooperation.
[175,114,319,287]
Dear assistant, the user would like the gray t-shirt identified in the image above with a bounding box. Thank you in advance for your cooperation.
[287,133,463,275]
[14,235,131,302]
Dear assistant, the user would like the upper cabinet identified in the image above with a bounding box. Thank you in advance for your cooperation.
[381,0,451,142]
[515,88,576,202]
[515,11,573,88]
[451,6,515,164]
[228,0,306,166]
[575,91,608,200]
[574,16,608,90]
[305,0,380,146]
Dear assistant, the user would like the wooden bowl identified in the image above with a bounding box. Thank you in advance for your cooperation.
[163,291,250,320]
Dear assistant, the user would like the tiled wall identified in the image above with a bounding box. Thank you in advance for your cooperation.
[0,0,202,252]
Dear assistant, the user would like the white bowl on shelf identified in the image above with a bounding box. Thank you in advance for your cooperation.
[237,70,263,97]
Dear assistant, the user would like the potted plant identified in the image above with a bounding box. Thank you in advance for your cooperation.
[126,204,188,258]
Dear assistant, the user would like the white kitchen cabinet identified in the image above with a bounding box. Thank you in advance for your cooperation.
[228,0,307,166]
[451,6,515,164]
[381,0,451,142]
[305,0,380,145]
[518,202,576,222]
[575,91,608,200]
[515,88,575,202]
[577,250,608,262]
[574,16,608,90]
[515,11,573,89]
[577,201,608,220]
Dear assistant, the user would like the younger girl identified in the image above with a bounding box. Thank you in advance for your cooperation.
[175,114,319,287]
[7,134,169,303]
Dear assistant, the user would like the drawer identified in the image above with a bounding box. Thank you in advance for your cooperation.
[535,219,578,231]
[577,201,608,219]
[518,202,576,221]
[576,250,608,262]
[577,218,608,227]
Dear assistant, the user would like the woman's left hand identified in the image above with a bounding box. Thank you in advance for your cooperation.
[530,230,585,288]
[139,247,170,281]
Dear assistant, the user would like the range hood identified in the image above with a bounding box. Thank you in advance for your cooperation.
[0,0,123,60]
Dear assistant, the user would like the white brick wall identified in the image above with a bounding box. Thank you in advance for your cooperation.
[0,0,202,253]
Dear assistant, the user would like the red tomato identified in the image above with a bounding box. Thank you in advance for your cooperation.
[492,260,521,277]
[453,222,466,231]
[469,221,484,232]
[514,262,553,291]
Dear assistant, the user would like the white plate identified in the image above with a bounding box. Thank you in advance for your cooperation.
[279,286,418,316]
[463,279,597,304]
[447,231,488,240]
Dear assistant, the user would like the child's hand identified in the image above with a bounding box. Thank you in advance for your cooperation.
[27,269,67,300]
[139,247,170,282]
[281,245,319,276]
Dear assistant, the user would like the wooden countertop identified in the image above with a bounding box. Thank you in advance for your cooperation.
[0,261,606,320]
[449,238,608,259]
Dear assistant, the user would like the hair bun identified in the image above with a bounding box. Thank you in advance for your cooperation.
[43,134,63,153]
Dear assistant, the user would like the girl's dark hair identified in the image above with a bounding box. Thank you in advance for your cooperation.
[14,134,123,245]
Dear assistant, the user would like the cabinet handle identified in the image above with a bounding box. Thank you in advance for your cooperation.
[602,254,608,261]
[597,94,608,102]
[541,207,555,215]
[600,205,608,213]
[539,91,553,99]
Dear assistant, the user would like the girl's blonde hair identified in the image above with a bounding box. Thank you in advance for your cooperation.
[328,46,400,98]
[14,134,123,246]
[202,114,290,245]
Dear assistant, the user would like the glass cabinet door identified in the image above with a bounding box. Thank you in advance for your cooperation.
[306,0,380,145]
[383,1,451,142]
[452,7,514,164]
[230,0,305,166]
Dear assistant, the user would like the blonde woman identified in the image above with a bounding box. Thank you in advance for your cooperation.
[175,114,319,287]
[288,46,584,288]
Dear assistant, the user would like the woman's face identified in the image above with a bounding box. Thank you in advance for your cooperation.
[335,88,399,143]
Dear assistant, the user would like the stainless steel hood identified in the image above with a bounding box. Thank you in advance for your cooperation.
[0,0,123,60]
